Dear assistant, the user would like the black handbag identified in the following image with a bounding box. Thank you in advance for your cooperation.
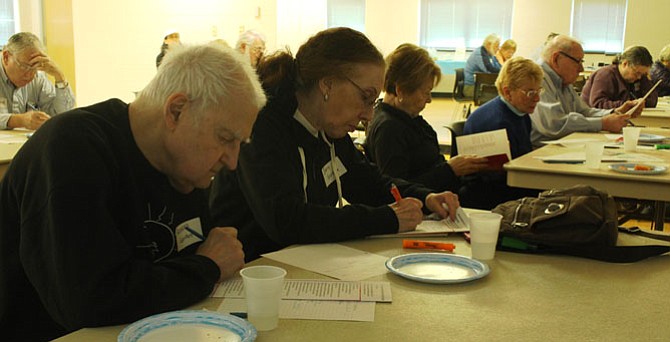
[491,185,670,262]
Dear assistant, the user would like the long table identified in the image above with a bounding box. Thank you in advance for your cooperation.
[56,234,670,341]
[506,130,670,229]
[631,100,670,128]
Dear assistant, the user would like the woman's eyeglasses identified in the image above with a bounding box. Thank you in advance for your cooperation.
[343,76,377,107]
[519,88,544,98]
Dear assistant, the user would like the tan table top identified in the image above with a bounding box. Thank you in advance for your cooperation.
[56,234,670,341]
[0,129,29,179]
[506,130,670,202]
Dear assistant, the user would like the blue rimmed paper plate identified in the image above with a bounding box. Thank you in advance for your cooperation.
[118,310,256,342]
[638,133,666,143]
[385,253,490,284]
[609,163,668,175]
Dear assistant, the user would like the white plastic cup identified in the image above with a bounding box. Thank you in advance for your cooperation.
[469,212,503,260]
[622,127,642,152]
[240,265,286,331]
[584,142,605,169]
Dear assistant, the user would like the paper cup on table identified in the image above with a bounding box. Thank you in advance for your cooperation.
[622,127,642,152]
[469,212,503,260]
[240,265,286,331]
[584,142,605,169]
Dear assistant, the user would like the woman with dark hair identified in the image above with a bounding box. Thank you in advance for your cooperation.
[365,44,487,193]
[581,45,658,109]
[209,28,460,260]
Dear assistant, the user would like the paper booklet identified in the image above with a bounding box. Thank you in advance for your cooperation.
[625,79,663,116]
[456,128,512,170]
[370,207,470,238]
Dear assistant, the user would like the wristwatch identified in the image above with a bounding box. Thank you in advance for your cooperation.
[55,81,68,89]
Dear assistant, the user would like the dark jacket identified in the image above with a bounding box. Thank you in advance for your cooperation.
[0,99,219,340]
[365,101,460,192]
[210,96,433,261]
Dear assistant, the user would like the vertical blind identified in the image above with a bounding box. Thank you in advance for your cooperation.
[0,0,16,45]
[571,0,627,53]
[327,0,366,33]
[420,0,513,50]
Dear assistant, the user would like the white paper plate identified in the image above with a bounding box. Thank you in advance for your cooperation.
[385,253,490,284]
[609,163,668,175]
[638,134,666,143]
[118,310,256,342]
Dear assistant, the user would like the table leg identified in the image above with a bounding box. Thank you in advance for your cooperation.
[653,201,666,231]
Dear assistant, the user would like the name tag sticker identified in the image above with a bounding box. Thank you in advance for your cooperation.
[321,156,347,187]
[175,217,203,252]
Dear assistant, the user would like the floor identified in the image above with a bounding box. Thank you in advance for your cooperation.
[420,96,669,232]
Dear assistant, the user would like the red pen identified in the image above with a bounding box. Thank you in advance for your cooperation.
[390,183,402,202]
[402,239,455,252]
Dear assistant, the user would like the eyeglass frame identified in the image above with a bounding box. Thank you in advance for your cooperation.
[558,51,584,65]
[10,53,38,72]
[518,88,544,98]
[342,76,378,107]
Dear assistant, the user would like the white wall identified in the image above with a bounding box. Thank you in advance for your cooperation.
[66,0,670,105]
[70,0,277,106]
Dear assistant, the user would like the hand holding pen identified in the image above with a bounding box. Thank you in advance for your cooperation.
[388,183,423,233]
[424,191,460,221]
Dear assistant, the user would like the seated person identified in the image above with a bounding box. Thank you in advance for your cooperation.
[530,35,643,147]
[235,30,266,68]
[464,33,501,97]
[651,44,670,97]
[461,57,543,209]
[209,28,460,261]
[364,43,488,193]
[0,43,264,340]
[0,32,75,130]
[581,45,657,109]
[495,39,517,65]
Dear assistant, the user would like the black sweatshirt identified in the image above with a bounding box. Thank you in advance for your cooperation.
[0,99,219,340]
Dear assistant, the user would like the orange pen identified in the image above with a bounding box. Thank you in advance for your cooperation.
[390,183,402,202]
[402,239,455,252]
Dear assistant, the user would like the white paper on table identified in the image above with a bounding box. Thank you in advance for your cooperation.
[536,151,663,163]
[261,244,388,281]
[0,133,27,144]
[211,278,392,302]
[455,128,511,160]
[217,298,376,322]
[540,138,601,147]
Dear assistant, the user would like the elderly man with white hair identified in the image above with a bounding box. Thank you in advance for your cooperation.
[0,43,266,340]
[530,34,642,147]
[0,32,75,130]
[235,29,266,68]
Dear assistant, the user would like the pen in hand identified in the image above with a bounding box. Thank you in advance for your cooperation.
[184,226,205,241]
[390,183,402,202]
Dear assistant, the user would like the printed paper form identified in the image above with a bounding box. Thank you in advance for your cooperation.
[218,298,376,322]
[262,243,389,281]
[370,207,470,238]
[456,128,511,160]
[212,278,392,302]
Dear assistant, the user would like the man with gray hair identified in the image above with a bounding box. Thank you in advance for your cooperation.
[530,34,642,147]
[0,32,75,130]
[0,43,266,340]
[236,29,266,68]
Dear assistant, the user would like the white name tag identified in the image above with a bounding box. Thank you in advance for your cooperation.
[321,156,347,187]
[175,217,203,252]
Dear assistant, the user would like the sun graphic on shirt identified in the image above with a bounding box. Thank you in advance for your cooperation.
[137,203,177,262]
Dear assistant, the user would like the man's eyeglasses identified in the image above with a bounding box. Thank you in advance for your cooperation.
[559,51,584,65]
[519,88,544,98]
[343,76,377,107]
[11,55,37,72]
